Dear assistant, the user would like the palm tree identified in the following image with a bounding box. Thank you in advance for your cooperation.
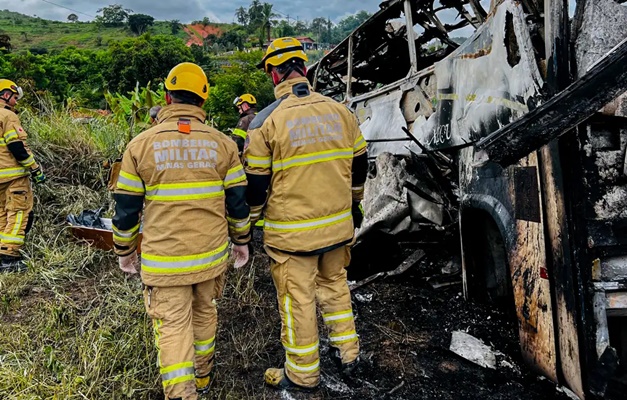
[260,3,278,44]
[235,6,248,27]
[248,0,263,32]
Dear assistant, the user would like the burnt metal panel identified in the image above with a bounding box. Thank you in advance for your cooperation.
[412,2,543,150]
[514,166,541,222]
[477,37,627,166]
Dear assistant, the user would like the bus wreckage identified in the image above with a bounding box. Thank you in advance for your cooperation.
[308,0,627,398]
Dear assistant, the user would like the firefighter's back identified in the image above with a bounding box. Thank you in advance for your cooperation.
[123,104,242,285]
[249,79,364,253]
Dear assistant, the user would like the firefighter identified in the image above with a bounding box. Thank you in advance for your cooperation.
[232,94,266,228]
[231,94,257,154]
[112,62,251,400]
[244,37,369,391]
[0,79,46,273]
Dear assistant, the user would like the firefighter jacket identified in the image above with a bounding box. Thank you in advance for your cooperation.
[244,77,368,254]
[232,108,257,153]
[0,104,40,184]
[113,104,251,287]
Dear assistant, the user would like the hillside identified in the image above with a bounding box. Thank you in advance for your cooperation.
[0,10,234,52]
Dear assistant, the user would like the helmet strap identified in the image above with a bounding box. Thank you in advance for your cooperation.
[271,70,281,86]
[0,92,14,109]
[272,62,307,86]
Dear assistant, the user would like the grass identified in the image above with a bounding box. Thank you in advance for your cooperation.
[0,103,152,398]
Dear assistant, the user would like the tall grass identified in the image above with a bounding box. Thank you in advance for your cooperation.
[0,104,159,399]
[0,107,287,399]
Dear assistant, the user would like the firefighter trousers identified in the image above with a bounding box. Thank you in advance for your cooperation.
[143,272,226,400]
[0,176,33,257]
[266,245,360,388]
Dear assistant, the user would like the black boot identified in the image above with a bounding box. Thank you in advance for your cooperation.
[331,347,361,376]
[0,255,26,273]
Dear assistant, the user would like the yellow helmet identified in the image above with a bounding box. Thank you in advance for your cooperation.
[165,62,209,100]
[0,79,23,100]
[257,37,308,72]
[233,94,257,107]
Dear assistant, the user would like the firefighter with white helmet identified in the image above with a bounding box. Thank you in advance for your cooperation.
[245,37,368,391]
[112,62,251,399]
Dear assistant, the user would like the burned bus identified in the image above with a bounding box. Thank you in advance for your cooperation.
[307,0,627,397]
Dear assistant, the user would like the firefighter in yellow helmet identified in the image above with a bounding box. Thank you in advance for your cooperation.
[231,93,257,154]
[112,62,251,400]
[245,37,368,391]
[0,79,46,273]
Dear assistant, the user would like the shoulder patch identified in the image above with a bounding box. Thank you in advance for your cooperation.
[177,118,191,134]
[249,95,289,130]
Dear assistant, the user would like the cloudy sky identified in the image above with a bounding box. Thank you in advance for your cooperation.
[6,0,385,23]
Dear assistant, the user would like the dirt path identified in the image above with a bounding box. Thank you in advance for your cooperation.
[214,241,573,400]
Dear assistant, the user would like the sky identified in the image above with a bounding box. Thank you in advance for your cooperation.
[4,0,385,23]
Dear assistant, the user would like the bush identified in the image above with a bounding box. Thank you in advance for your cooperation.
[103,34,194,94]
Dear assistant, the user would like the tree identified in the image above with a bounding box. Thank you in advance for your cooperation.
[293,20,308,36]
[128,14,154,35]
[332,10,372,43]
[67,13,78,23]
[274,20,295,38]
[203,34,219,53]
[311,17,333,43]
[248,0,264,33]
[0,34,11,53]
[169,19,181,35]
[259,3,278,44]
[217,29,246,51]
[104,34,194,94]
[96,4,132,26]
[235,6,248,27]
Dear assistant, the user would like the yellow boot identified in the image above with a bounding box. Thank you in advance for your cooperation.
[264,368,316,392]
[195,370,214,394]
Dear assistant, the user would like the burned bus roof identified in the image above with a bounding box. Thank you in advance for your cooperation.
[310,0,489,99]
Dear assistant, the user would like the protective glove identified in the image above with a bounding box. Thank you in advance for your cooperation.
[118,253,139,274]
[352,201,364,229]
[31,167,46,184]
[232,244,250,269]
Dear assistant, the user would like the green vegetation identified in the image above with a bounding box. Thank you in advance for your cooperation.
[0,0,370,131]
[1,2,372,52]
[0,34,195,108]
[0,35,277,132]
[0,9,189,52]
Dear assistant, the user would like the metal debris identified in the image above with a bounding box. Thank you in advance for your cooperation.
[349,249,425,291]
[355,293,374,303]
[449,331,497,369]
